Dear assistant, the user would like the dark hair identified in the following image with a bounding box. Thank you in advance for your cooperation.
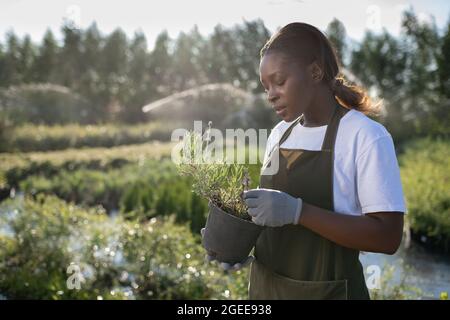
[260,22,380,116]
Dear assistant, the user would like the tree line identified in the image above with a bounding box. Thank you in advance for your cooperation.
[0,10,448,140]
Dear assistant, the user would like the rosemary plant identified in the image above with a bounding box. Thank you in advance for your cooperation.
[176,125,252,220]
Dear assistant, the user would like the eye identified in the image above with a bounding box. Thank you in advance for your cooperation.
[276,79,285,86]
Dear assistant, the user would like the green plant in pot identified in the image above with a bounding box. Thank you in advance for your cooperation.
[176,126,264,264]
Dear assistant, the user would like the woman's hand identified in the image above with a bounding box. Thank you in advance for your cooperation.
[200,228,254,271]
[243,188,303,227]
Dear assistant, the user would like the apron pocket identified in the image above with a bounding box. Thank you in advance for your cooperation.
[249,260,348,300]
[271,272,348,300]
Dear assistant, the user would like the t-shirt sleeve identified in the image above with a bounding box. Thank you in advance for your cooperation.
[356,135,407,214]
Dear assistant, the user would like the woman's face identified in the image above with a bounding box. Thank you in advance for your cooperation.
[259,52,314,122]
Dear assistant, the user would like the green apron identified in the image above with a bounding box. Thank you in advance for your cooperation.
[249,103,370,300]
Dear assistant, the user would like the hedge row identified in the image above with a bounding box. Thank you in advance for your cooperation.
[2,122,178,152]
[0,141,174,190]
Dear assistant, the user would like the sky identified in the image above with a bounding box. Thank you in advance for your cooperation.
[0,0,449,49]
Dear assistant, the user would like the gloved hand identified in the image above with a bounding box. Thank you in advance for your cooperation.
[200,228,254,271]
[243,188,303,227]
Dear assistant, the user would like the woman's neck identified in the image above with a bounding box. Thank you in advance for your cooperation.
[302,86,337,127]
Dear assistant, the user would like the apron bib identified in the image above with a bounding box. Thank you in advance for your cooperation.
[249,104,370,300]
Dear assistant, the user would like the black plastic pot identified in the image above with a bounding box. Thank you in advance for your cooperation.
[202,201,264,264]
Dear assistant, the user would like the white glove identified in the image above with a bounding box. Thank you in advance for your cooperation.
[243,188,303,227]
[200,228,254,271]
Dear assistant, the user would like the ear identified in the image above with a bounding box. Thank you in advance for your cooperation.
[307,62,324,84]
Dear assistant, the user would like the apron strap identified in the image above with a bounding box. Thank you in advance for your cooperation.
[321,104,349,151]
[278,115,303,146]
[277,103,349,150]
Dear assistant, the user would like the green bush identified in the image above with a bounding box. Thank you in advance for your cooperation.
[2,122,175,153]
[0,141,173,190]
[176,131,263,220]
[0,84,90,126]
[0,112,12,152]
[399,137,450,252]
[0,195,249,299]
[9,145,259,232]
[18,160,210,233]
[370,263,423,300]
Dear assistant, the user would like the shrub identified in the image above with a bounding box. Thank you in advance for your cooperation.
[0,84,90,125]
[2,122,175,153]
[399,137,450,252]
[18,160,210,234]
[0,141,173,190]
[369,263,423,300]
[0,195,249,299]
[176,130,254,220]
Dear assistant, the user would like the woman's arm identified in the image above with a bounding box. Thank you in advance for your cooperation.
[298,202,404,254]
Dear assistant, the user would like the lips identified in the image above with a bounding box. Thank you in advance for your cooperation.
[274,105,287,114]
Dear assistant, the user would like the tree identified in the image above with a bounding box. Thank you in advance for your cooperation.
[77,23,104,123]
[0,31,22,86]
[325,18,347,66]
[399,9,445,136]
[233,19,271,93]
[19,35,37,83]
[33,29,59,83]
[0,43,5,87]
[148,30,173,98]
[350,30,406,92]
[201,24,238,84]
[100,28,130,121]
[437,20,450,99]
[124,31,154,123]
[81,23,103,73]
[171,25,206,91]
[350,9,448,142]
[59,23,83,88]
[401,9,440,98]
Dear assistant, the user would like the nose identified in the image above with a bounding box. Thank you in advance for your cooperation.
[266,88,279,104]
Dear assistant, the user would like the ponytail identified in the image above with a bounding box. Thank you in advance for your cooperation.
[331,76,381,116]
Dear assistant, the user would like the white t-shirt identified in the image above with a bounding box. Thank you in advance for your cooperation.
[263,109,406,216]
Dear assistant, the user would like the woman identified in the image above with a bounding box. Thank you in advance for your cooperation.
[204,22,406,300]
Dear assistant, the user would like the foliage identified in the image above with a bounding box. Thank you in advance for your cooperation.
[2,121,174,152]
[0,195,249,299]
[0,111,12,152]
[370,263,423,300]
[0,84,90,125]
[0,13,447,139]
[0,141,173,189]
[350,9,450,144]
[0,20,271,124]
[325,18,347,66]
[399,138,450,252]
[17,160,208,233]
[176,130,255,220]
